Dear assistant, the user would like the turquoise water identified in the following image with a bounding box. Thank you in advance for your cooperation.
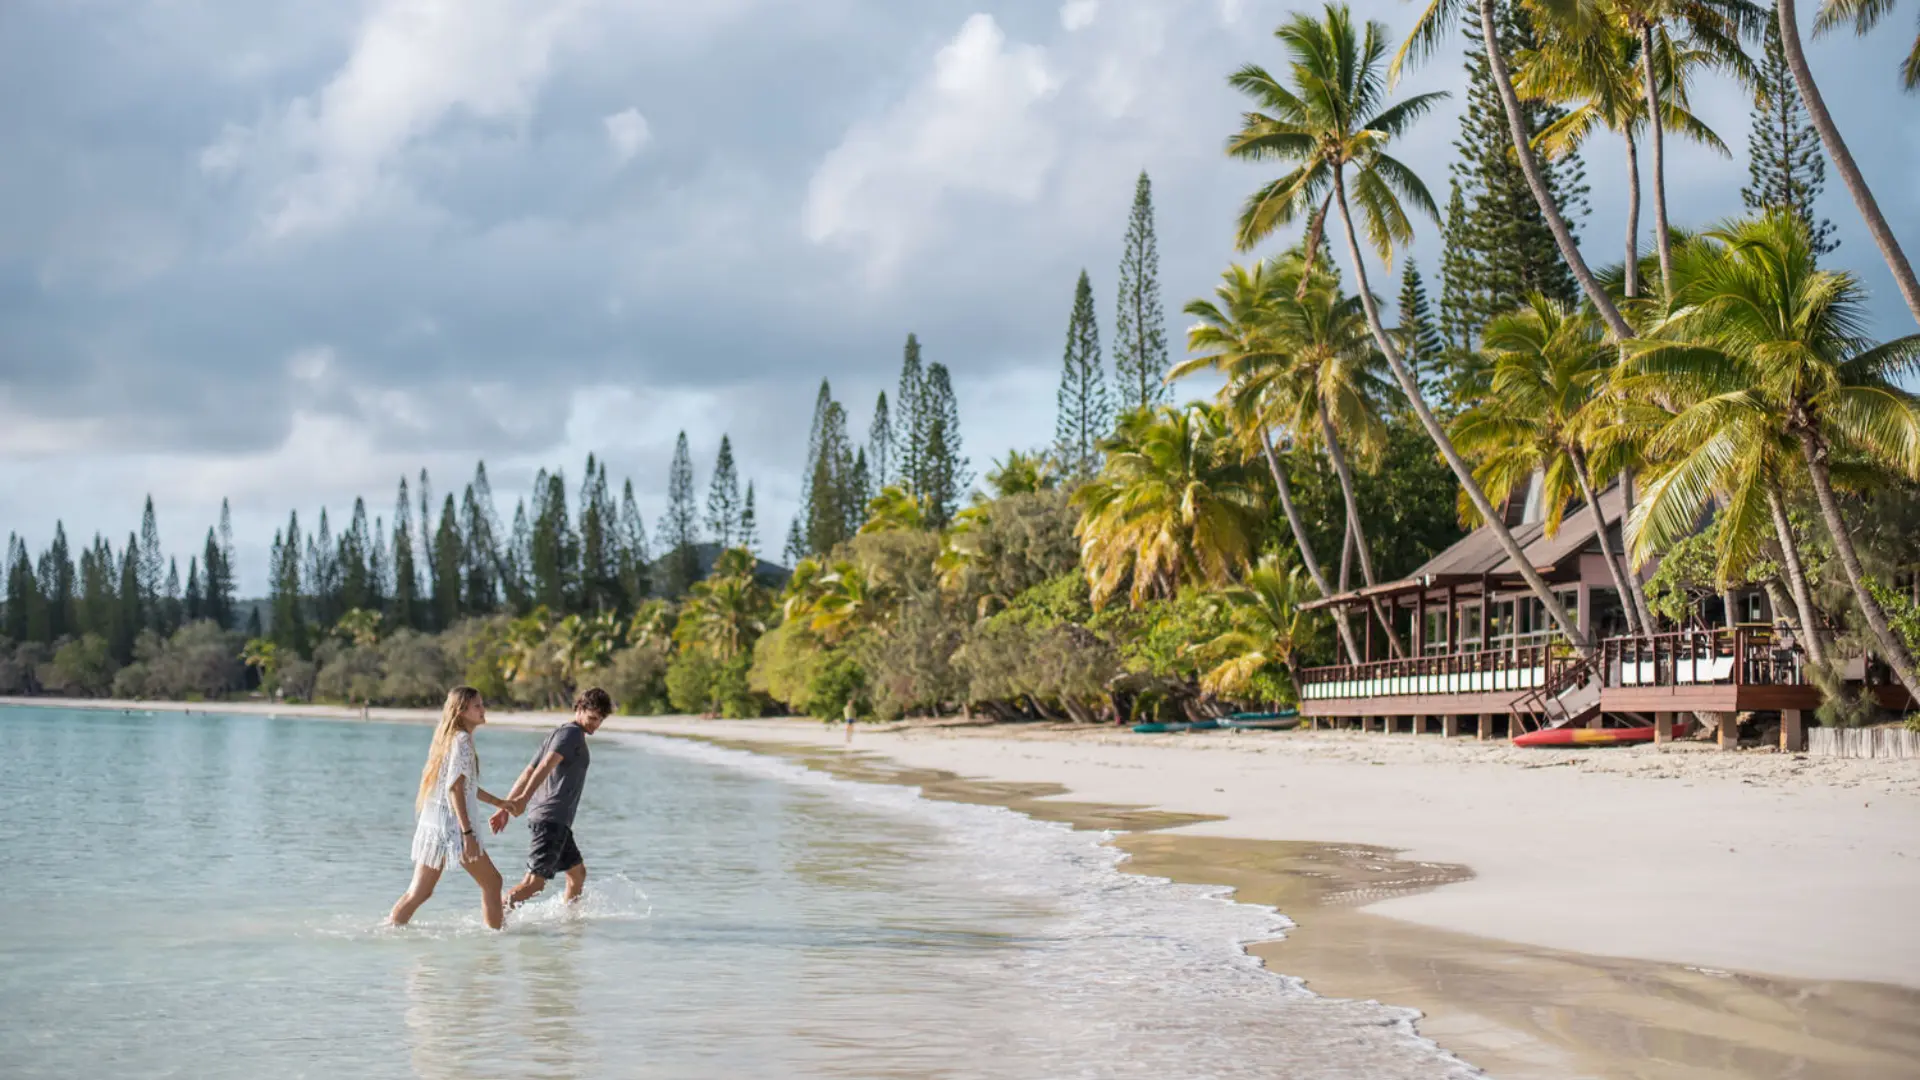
[0,706,1473,1078]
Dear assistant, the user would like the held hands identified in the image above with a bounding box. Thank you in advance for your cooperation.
[487,797,528,834]
[489,807,511,834]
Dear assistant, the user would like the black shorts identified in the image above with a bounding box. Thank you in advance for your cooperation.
[526,820,583,880]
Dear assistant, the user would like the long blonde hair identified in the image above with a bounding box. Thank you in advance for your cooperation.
[416,686,483,814]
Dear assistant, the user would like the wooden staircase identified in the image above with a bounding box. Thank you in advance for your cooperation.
[1511,653,1604,734]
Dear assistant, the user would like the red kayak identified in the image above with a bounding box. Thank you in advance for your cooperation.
[1513,725,1657,747]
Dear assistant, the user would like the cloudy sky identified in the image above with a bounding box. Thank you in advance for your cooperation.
[1,0,1913,592]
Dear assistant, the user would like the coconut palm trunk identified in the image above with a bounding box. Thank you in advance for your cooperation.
[1330,168,1590,651]
[1570,451,1642,636]
[1478,0,1637,341]
[1794,429,1920,701]
[1319,407,1406,656]
[1776,0,1920,326]
[1620,471,1659,629]
[1638,24,1676,297]
[1260,430,1364,663]
[1623,131,1642,299]
[1765,486,1828,664]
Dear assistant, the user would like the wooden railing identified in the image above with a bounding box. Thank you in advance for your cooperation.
[1301,626,1807,702]
[1298,643,1563,700]
[1600,626,1804,689]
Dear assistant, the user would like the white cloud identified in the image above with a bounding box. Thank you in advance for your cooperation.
[286,345,335,382]
[603,107,653,163]
[1060,0,1099,31]
[803,14,1060,280]
[209,0,600,240]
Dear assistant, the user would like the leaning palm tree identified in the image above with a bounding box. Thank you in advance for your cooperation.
[1233,3,1590,650]
[1814,0,1919,91]
[1515,23,1730,299]
[1452,295,1649,635]
[1179,257,1398,659]
[1394,0,1639,340]
[1776,0,1920,325]
[1072,406,1267,610]
[1628,211,1920,700]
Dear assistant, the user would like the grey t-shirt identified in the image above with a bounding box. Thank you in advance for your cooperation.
[525,722,590,826]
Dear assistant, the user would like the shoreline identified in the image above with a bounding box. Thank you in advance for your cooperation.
[10,698,1920,1078]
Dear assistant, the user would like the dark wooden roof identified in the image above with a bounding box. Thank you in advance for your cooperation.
[1301,482,1628,611]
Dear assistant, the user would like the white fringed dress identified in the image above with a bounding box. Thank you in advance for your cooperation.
[410,730,483,870]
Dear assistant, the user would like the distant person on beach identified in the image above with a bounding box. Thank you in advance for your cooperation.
[389,686,515,930]
[491,687,610,910]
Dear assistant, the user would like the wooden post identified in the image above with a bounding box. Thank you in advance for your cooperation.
[1477,713,1492,741]
[1717,711,1740,750]
[1654,712,1674,744]
[1365,604,1374,663]
[1781,709,1806,753]
[1442,715,1460,737]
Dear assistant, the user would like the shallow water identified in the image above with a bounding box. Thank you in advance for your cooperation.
[0,706,1474,1078]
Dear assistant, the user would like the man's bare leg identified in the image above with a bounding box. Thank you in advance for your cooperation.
[562,862,586,903]
[504,871,546,909]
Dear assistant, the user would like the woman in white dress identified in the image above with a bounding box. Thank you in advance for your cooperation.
[389,686,515,929]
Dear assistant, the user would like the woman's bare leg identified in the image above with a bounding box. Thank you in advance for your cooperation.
[389,862,442,926]
[463,853,505,930]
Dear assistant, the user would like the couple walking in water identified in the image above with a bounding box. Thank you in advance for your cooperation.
[388,685,610,930]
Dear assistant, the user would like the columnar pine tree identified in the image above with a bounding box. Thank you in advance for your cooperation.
[616,479,651,607]
[578,458,621,613]
[740,482,760,555]
[138,497,163,628]
[184,557,203,623]
[308,509,342,629]
[782,516,806,568]
[368,517,389,615]
[271,512,306,656]
[805,401,857,556]
[214,499,235,628]
[81,536,116,639]
[1448,1,1585,342]
[41,524,76,641]
[1397,259,1446,397]
[1437,181,1478,351]
[200,527,229,630]
[868,393,894,489]
[894,335,929,499]
[1055,269,1111,476]
[659,432,702,596]
[505,500,534,613]
[1742,9,1836,259]
[431,494,464,629]
[529,470,575,612]
[846,448,871,537]
[4,536,37,642]
[705,436,743,548]
[162,558,181,633]
[115,533,142,662]
[920,362,970,527]
[1113,170,1170,412]
[390,478,420,630]
[340,498,373,613]
[417,469,434,587]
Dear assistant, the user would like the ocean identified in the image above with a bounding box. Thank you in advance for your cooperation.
[0,705,1474,1078]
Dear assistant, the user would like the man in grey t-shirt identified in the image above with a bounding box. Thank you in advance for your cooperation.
[492,686,610,907]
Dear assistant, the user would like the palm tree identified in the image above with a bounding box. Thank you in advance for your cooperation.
[1072,405,1267,609]
[1529,0,1762,297]
[1776,0,1920,325]
[676,551,771,661]
[1452,296,1651,635]
[1515,24,1730,299]
[1394,0,1639,340]
[1179,257,1407,656]
[1197,554,1316,699]
[1628,211,1920,700]
[1814,0,1919,90]
[1233,3,1590,650]
[1180,260,1364,663]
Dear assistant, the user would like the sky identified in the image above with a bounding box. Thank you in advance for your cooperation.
[0,0,1914,594]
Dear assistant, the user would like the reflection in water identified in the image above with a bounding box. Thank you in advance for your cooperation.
[519,923,587,1077]
[403,948,507,1080]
